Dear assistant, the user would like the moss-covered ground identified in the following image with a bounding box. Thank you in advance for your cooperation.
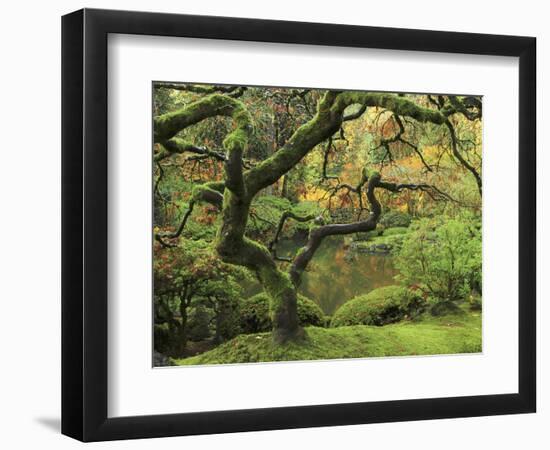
[173,307,481,365]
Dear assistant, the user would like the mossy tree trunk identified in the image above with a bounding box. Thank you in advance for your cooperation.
[153,89,481,342]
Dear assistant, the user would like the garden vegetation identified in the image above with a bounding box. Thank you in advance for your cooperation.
[152,83,482,365]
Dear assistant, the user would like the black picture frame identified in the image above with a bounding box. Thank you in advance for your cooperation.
[62,8,536,442]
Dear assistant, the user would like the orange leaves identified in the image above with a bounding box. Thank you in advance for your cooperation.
[194,205,218,226]
[380,115,400,139]
[339,194,352,208]
[300,189,326,203]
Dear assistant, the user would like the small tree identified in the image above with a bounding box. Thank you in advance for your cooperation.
[394,216,481,302]
[154,239,247,355]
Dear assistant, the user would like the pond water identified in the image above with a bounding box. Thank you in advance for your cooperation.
[245,237,399,315]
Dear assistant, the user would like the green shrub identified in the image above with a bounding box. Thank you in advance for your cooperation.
[297,294,326,327]
[240,292,325,333]
[153,322,186,356]
[468,293,482,311]
[382,226,409,236]
[394,215,481,302]
[187,305,213,341]
[353,228,384,241]
[211,298,242,343]
[331,285,424,327]
[380,211,412,228]
[154,323,171,353]
[429,300,463,316]
[153,239,248,354]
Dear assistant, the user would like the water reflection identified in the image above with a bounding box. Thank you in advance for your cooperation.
[244,237,399,315]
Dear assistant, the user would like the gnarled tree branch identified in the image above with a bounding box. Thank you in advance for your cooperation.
[445,119,482,195]
[155,138,227,163]
[154,82,247,98]
[377,180,457,203]
[268,211,318,260]
[289,171,382,286]
[245,91,460,196]
[154,181,224,247]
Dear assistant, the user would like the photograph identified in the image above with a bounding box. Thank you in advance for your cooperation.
[0,1,541,447]
[152,82,483,366]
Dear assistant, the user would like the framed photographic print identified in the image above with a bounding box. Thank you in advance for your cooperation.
[62,8,536,442]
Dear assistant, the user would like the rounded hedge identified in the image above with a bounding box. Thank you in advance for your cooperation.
[240,292,325,334]
[429,300,463,316]
[380,211,412,228]
[331,285,423,327]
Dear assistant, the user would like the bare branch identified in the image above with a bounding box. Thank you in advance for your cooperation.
[155,202,195,248]
[377,180,457,203]
[289,171,382,286]
[269,211,317,260]
[154,181,225,247]
[445,119,482,195]
[321,137,340,182]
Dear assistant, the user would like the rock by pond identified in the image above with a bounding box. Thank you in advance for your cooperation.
[349,241,393,255]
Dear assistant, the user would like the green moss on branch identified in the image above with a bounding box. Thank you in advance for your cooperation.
[154,94,252,143]
[335,92,446,124]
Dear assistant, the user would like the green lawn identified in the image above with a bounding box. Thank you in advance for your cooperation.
[173,309,482,366]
